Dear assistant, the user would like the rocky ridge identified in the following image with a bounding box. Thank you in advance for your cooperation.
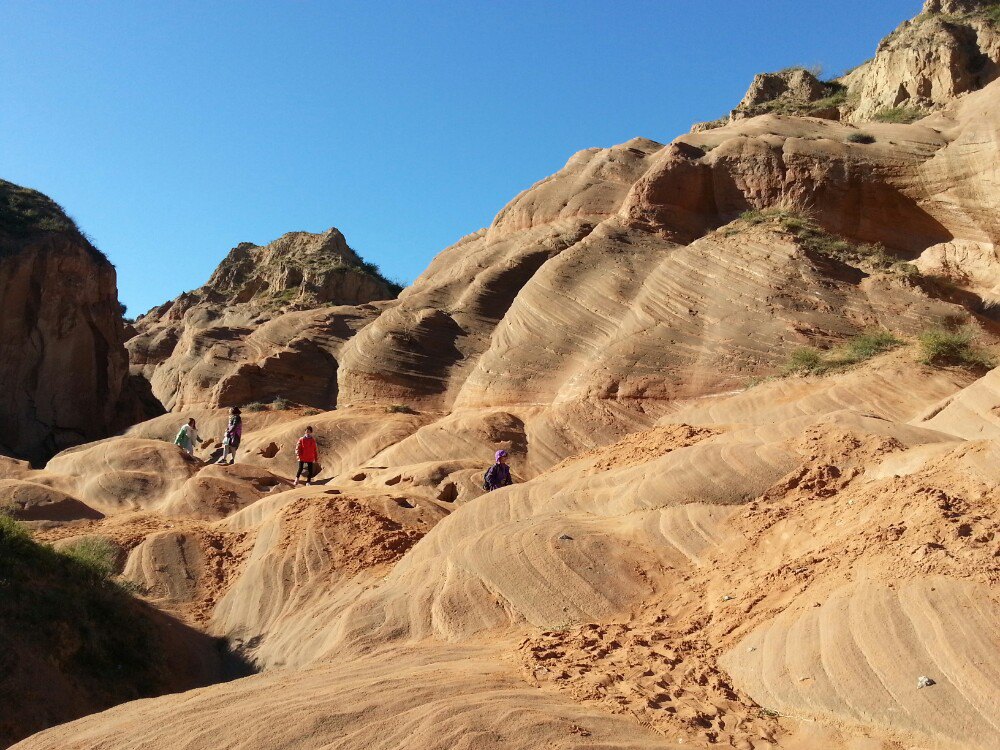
[701,0,1000,128]
[127,228,398,411]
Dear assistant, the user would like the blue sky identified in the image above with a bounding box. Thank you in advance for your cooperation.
[1,0,917,316]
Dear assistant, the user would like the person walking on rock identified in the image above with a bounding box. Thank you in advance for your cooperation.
[294,425,318,486]
[174,418,199,457]
[217,407,242,465]
[483,449,513,492]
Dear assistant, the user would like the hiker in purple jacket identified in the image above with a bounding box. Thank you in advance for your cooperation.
[484,449,513,492]
[216,406,242,465]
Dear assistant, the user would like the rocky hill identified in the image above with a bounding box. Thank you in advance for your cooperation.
[703,0,1000,127]
[127,228,399,411]
[4,2,1000,750]
[0,180,152,465]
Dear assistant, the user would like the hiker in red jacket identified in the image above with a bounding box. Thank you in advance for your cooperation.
[294,426,318,486]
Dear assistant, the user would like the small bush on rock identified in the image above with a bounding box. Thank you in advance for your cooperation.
[840,331,903,363]
[919,328,994,369]
[873,106,923,124]
[846,132,876,144]
[783,347,827,375]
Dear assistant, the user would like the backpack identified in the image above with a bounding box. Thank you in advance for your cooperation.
[483,465,496,491]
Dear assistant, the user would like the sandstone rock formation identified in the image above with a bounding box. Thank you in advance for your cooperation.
[696,0,1000,130]
[730,68,844,121]
[127,228,397,411]
[0,180,150,465]
[8,3,1000,750]
[843,0,1000,121]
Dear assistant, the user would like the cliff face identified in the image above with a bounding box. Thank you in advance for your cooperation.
[0,180,146,464]
[844,0,1000,121]
[127,228,398,411]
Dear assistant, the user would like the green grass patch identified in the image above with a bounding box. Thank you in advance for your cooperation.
[781,330,904,377]
[0,514,161,701]
[918,327,994,369]
[243,401,266,412]
[783,347,827,375]
[270,396,291,411]
[0,179,110,264]
[737,209,914,276]
[840,331,903,362]
[872,106,924,124]
[61,536,120,579]
[808,87,848,111]
[847,132,876,144]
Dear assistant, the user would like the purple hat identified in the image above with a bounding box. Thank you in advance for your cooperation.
[495,449,509,461]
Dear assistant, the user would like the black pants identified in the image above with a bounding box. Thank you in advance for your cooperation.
[296,461,314,481]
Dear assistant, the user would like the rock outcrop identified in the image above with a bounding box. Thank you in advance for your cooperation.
[843,0,1000,121]
[696,0,1000,130]
[127,228,397,411]
[730,68,844,121]
[0,180,149,465]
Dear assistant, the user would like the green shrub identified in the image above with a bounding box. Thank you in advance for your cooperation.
[840,331,903,363]
[783,347,827,375]
[918,328,994,369]
[0,512,30,543]
[740,207,798,226]
[61,537,119,579]
[270,396,291,411]
[892,262,921,279]
[782,331,903,377]
[244,401,266,412]
[740,209,767,225]
[872,106,924,124]
[387,404,416,414]
[303,408,321,416]
[809,87,848,111]
[350,258,403,296]
[846,132,876,144]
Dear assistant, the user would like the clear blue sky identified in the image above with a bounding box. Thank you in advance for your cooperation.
[1,0,917,316]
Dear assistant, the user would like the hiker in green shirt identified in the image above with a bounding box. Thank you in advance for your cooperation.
[173,418,199,456]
